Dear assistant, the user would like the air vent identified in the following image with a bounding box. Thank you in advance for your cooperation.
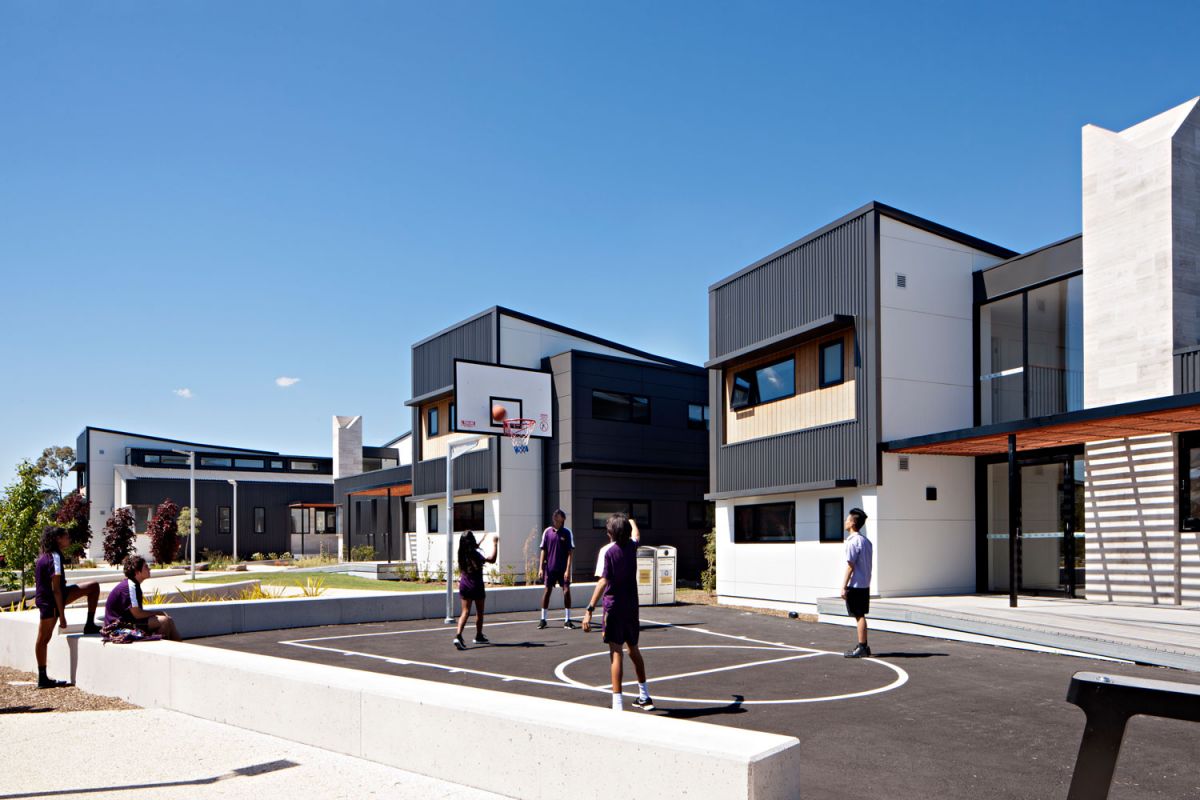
[898,455,910,471]
[896,273,907,288]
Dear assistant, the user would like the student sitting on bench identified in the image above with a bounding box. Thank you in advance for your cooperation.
[103,556,181,641]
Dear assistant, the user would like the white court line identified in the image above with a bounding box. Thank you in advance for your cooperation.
[282,619,537,645]
[597,649,826,690]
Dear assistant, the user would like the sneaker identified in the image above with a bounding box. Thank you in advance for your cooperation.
[473,634,490,645]
[843,644,872,659]
[453,635,466,651]
[537,619,547,630]
[37,677,68,689]
[563,620,577,629]
[632,696,655,711]
[83,620,101,635]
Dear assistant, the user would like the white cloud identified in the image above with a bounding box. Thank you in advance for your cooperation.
[275,376,301,388]
[173,388,193,399]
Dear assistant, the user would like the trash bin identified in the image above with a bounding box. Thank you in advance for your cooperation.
[636,546,657,606]
[653,546,677,605]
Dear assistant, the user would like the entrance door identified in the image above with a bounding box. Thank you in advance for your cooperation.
[986,456,1085,596]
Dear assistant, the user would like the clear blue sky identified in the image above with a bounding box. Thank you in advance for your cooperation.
[2,1,1198,482]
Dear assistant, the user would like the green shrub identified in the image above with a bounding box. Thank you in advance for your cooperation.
[701,528,717,593]
[349,545,375,562]
[250,552,266,561]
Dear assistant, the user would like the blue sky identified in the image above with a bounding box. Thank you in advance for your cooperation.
[1,1,1198,482]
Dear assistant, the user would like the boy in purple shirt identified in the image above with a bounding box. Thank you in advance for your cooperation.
[537,509,576,629]
[583,515,653,711]
[840,507,873,658]
[104,555,181,641]
[33,527,101,688]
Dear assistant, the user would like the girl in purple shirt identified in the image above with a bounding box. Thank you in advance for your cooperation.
[104,556,181,641]
[453,531,498,651]
[33,527,101,688]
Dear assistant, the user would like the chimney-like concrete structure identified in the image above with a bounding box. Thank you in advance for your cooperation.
[1082,96,1200,407]
[333,416,363,479]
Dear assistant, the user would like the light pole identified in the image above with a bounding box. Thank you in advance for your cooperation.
[227,479,238,567]
[172,450,196,584]
[445,435,486,623]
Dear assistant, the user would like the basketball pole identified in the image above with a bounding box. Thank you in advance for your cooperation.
[446,435,486,624]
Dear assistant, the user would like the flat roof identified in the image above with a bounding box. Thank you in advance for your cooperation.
[885,392,1200,456]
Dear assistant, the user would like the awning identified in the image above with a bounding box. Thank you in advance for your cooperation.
[288,502,340,509]
[704,314,855,369]
[885,391,1200,456]
[348,484,413,498]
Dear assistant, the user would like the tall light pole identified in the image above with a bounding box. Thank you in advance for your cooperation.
[445,435,486,624]
[227,479,238,567]
[173,450,196,584]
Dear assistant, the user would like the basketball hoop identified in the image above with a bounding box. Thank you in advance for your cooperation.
[502,418,536,454]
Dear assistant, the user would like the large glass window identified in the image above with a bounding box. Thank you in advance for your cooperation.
[733,502,795,543]
[593,390,650,424]
[592,500,651,528]
[200,456,232,468]
[234,458,264,469]
[979,294,1025,423]
[731,358,795,410]
[454,500,485,532]
[687,403,710,430]
[1182,433,1200,532]
[290,460,320,472]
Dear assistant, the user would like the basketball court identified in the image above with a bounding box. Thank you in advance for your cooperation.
[193,603,1200,800]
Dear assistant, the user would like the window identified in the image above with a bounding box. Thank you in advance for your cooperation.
[131,505,156,533]
[427,505,438,533]
[218,506,232,534]
[234,458,264,469]
[592,500,650,528]
[819,498,845,543]
[316,509,336,533]
[687,404,710,431]
[1182,433,1200,532]
[730,357,795,410]
[147,453,190,466]
[290,508,305,534]
[454,500,485,532]
[253,507,265,534]
[290,460,320,472]
[428,407,439,437]
[200,456,232,468]
[450,403,456,432]
[592,390,650,424]
[270,460,284,470]
[687,501,714,530]
[733,502,795,543]
[143,454,160,464]
[819,340,844,388]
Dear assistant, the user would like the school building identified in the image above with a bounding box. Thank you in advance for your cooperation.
[405,307,710,581]
[708,96,1200,610]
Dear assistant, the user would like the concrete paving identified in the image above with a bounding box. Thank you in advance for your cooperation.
[817,594,1200,670]
[0,708,505,800]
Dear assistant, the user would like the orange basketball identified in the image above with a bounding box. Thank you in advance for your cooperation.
[491,404,507,422]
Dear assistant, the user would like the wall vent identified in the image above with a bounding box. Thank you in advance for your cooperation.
[896,273,907,288]
[898,455,910,471]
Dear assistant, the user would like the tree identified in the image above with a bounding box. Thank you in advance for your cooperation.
[176,506,202,557]
[147,499,181,565]
[0,462,50,595]
[54,490,91,560]
[103,506,136,567]
[35,446,75,501]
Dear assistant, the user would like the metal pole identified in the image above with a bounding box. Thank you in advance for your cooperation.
[229,479,238,566]
[445,447,454,624]
[387,486,393,564]
[1008,433,1019,608]
[189,452,196,584]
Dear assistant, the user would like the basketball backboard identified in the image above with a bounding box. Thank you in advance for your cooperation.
[453,359,553,438]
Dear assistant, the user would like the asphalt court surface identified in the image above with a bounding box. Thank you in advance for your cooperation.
[195,604,1200,800]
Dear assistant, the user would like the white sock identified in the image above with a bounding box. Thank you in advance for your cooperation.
[611,693,624,711]
[540,608,547,621]
[638,682,649,700]
[564,608,572,621]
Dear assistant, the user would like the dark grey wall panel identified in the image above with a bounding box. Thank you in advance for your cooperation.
[333,465,412,495]
[413,449,493,496]
[1176,348,1200,394]
[125,478,332,559]
[980,235,1081,301]
[411,311,496,398]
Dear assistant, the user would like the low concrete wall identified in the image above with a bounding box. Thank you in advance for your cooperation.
[0,597,803,800]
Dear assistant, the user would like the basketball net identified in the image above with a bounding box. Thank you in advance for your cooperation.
[502,418,536,454]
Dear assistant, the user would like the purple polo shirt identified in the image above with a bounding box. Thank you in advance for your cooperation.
[104,578,143,627]
[845,532,873,589]
[540,526,574,575]
[601,540,639,612]
[34,552,63,609]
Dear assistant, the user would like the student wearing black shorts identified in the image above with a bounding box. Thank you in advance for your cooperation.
[33,527,101,688]
[840,508,874,658]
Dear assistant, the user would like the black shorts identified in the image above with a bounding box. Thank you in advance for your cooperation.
[543,571,569,588]
[37,603,57,620]
[844,588,870,618]
[602,608,640,646]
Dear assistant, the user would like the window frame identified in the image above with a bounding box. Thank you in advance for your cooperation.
[592,499,651,529]
[819,339,845,389]
[1181,431,1200,532]
[453,500,485,532]
[732,501,796,544]
[428,407,439,437]
[592,390,651,424]
[818,497,845,543]
[253,507,266,535]
[218,505,232,535]
[687,501,714,530]
[687,403,710,431]
[427,505,439,533]
[729,356,796,411]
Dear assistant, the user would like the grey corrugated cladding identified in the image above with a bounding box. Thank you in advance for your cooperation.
[708,210,878,495]
[411,310,496,399]
[413,450,494,497]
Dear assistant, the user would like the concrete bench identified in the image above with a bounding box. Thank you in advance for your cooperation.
[1066,671,1200,799]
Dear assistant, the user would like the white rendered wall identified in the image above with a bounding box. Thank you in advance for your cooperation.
[879,218,1004,441]
[715,489,878,607]
[874,453,976,597]
[497,314,663,370]
[397,435,413,466]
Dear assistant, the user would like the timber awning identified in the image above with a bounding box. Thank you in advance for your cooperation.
[347,484,412,498]
[886,391,1200,456]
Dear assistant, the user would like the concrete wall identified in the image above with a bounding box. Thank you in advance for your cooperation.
[879,218,1003,441]
[333,416,363,479]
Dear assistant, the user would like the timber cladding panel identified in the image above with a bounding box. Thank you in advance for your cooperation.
[723,329,855,445]
[708,211,877,494]
[420,397,457,460]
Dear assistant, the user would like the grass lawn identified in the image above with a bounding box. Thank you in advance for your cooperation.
[187,571,435,592]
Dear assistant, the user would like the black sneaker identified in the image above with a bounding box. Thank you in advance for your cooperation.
[843,644,871,659]
[632,696,655,711]
[472,634,490,645]
[453,635,466,651]
[37,677,68,689]
[536,619,547,630]
[83,620,101,635]
[563,620,577,629]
